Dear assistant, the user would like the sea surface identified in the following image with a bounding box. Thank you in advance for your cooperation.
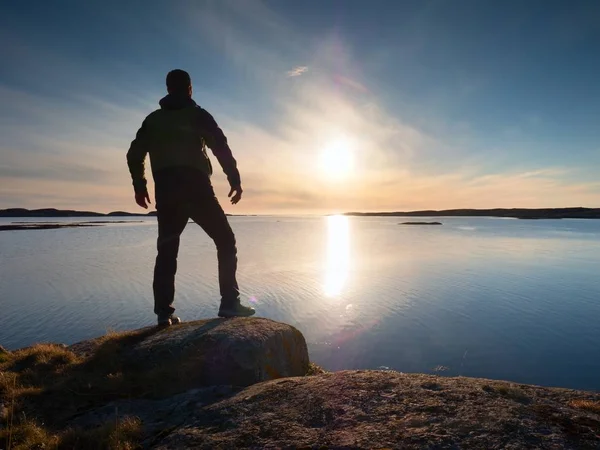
[1,216,600,391]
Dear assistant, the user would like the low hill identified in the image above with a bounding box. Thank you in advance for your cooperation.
[346,207,600,219]
[0,208,155,217]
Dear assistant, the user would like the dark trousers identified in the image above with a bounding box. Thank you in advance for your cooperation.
[152,168,239,317]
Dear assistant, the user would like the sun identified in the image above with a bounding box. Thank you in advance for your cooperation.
[318,137,355,179]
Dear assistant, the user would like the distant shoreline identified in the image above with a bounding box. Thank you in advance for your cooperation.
[0,208,256,218]
[0,208,154,218]
[1,207,600,220]
[345,207,600,220]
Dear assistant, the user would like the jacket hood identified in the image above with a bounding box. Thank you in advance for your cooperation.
[159,94,197,110]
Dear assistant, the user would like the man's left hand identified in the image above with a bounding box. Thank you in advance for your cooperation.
[228,186,243,205]
[135,190,151,209]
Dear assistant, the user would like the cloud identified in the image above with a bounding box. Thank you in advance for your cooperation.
[286,66,308,77]
[0,83,152,212]
[169,0,600,214]
[2,0,599,214]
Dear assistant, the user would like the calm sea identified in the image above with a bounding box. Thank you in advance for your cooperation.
[1,216,599,390]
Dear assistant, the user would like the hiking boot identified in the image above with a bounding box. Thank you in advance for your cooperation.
[218,301,256,318]
[157,314,182,327]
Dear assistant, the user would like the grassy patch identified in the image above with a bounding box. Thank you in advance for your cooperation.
[482,383,530,404]
[0,416,142,450]
[569,400,600,414]
[306,362,326,376]
[0,329,164,449]
[60,416,142,450]
[0,419,59,450]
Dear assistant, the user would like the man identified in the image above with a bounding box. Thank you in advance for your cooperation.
[127,69,255,326]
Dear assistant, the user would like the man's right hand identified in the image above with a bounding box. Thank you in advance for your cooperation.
[228,186,243,205]
[135,190,151,209]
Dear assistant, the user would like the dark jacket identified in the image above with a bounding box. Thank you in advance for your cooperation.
[127,95,240,193]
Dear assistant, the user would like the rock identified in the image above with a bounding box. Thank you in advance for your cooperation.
[150,371,600,449]
[69,385,238,435]
[68,370,600,449]
[0,345,8,354]
[400,221,442,225]
[70,318,310,388]
[7,322,600,449]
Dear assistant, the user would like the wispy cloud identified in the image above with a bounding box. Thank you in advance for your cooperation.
[286,66,308,77]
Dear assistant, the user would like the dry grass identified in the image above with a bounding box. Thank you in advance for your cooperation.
[0,330,159,450]
[1,326,315,448]
[0,416,142,450]
[1,343,79,390]
[482,383,530,404]
[0,419,59,450]
[3,329,176,405]
[569,400,600,414]
[306,362,326,376]
[60,416,142,450]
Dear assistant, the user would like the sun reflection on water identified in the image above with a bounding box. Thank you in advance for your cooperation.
[324,215,350,297]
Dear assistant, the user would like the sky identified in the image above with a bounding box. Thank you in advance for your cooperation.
[1,0,599,214]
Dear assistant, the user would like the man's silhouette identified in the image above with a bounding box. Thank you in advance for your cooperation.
[127,69,255,326]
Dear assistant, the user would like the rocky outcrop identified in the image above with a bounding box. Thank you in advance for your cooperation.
[3,320,600,449]
[67,371,600,449]
[69,318,309,387]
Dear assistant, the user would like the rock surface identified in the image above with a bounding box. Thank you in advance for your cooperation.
[4,321,600,449]
[68,370,600,449]
[70,317,309,387]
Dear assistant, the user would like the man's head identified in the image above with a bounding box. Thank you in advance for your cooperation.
[166,69,192,96]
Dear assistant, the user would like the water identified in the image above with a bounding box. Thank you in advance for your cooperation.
[1,216,600,391]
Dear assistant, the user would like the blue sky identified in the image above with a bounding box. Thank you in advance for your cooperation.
[1,0,599,213]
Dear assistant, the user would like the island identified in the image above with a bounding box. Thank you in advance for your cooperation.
[0,208,156,217]
[0,208,252,218]
[346,207,600,220]
[3,207,600,219]
[0,220,144,231]
[0,223,102,231]
[1,318,598,448]
[400,221,443,225]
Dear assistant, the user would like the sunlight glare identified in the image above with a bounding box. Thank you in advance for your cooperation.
[324,215,350,297]
[319,137,354,178]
